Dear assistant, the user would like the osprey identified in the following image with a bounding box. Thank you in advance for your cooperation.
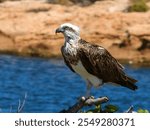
[55,23,138,96]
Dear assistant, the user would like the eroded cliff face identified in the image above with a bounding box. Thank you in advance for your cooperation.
[0,0,150,64]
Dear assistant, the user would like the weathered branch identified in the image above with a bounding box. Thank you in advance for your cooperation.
[60,96,109,113]
[84,96,109,106]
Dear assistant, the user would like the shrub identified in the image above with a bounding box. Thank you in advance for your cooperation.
[128,0,149,12]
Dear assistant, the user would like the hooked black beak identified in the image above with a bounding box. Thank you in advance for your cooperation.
[55,28,63,34]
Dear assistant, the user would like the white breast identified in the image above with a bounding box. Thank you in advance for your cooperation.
[71,61,102,87]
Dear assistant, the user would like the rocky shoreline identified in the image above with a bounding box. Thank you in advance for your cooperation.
[0,0,150,65]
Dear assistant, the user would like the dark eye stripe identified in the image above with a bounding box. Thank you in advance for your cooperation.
[64,26,76,33]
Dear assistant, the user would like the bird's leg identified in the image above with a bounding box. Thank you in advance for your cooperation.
[77,80,92,101]
[85,80,92,98]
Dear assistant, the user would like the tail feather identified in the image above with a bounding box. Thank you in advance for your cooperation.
[120,76,138,91]
[127,76,138,84]
[126,80,138,90]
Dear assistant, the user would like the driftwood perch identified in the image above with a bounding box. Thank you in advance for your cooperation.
[60,96,109,113]
[84,96,109,106]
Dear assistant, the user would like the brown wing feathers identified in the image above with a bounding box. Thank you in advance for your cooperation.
[78,39,138,90]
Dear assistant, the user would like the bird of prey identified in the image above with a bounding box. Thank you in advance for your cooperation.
[55,23,138,96]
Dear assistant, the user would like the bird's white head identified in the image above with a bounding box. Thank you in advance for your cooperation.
[55,23,80,43]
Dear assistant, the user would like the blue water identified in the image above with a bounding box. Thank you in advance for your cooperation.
[0,54,149,113]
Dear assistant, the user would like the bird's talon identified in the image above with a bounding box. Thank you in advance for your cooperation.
[90,96,95,99]
[81,96,86,101]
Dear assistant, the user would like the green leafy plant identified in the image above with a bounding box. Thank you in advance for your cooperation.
[128,0,149,12]
[84,104,118,113]
[104,104,118,113]
[137,108,149,113]
[84,105,149,113]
